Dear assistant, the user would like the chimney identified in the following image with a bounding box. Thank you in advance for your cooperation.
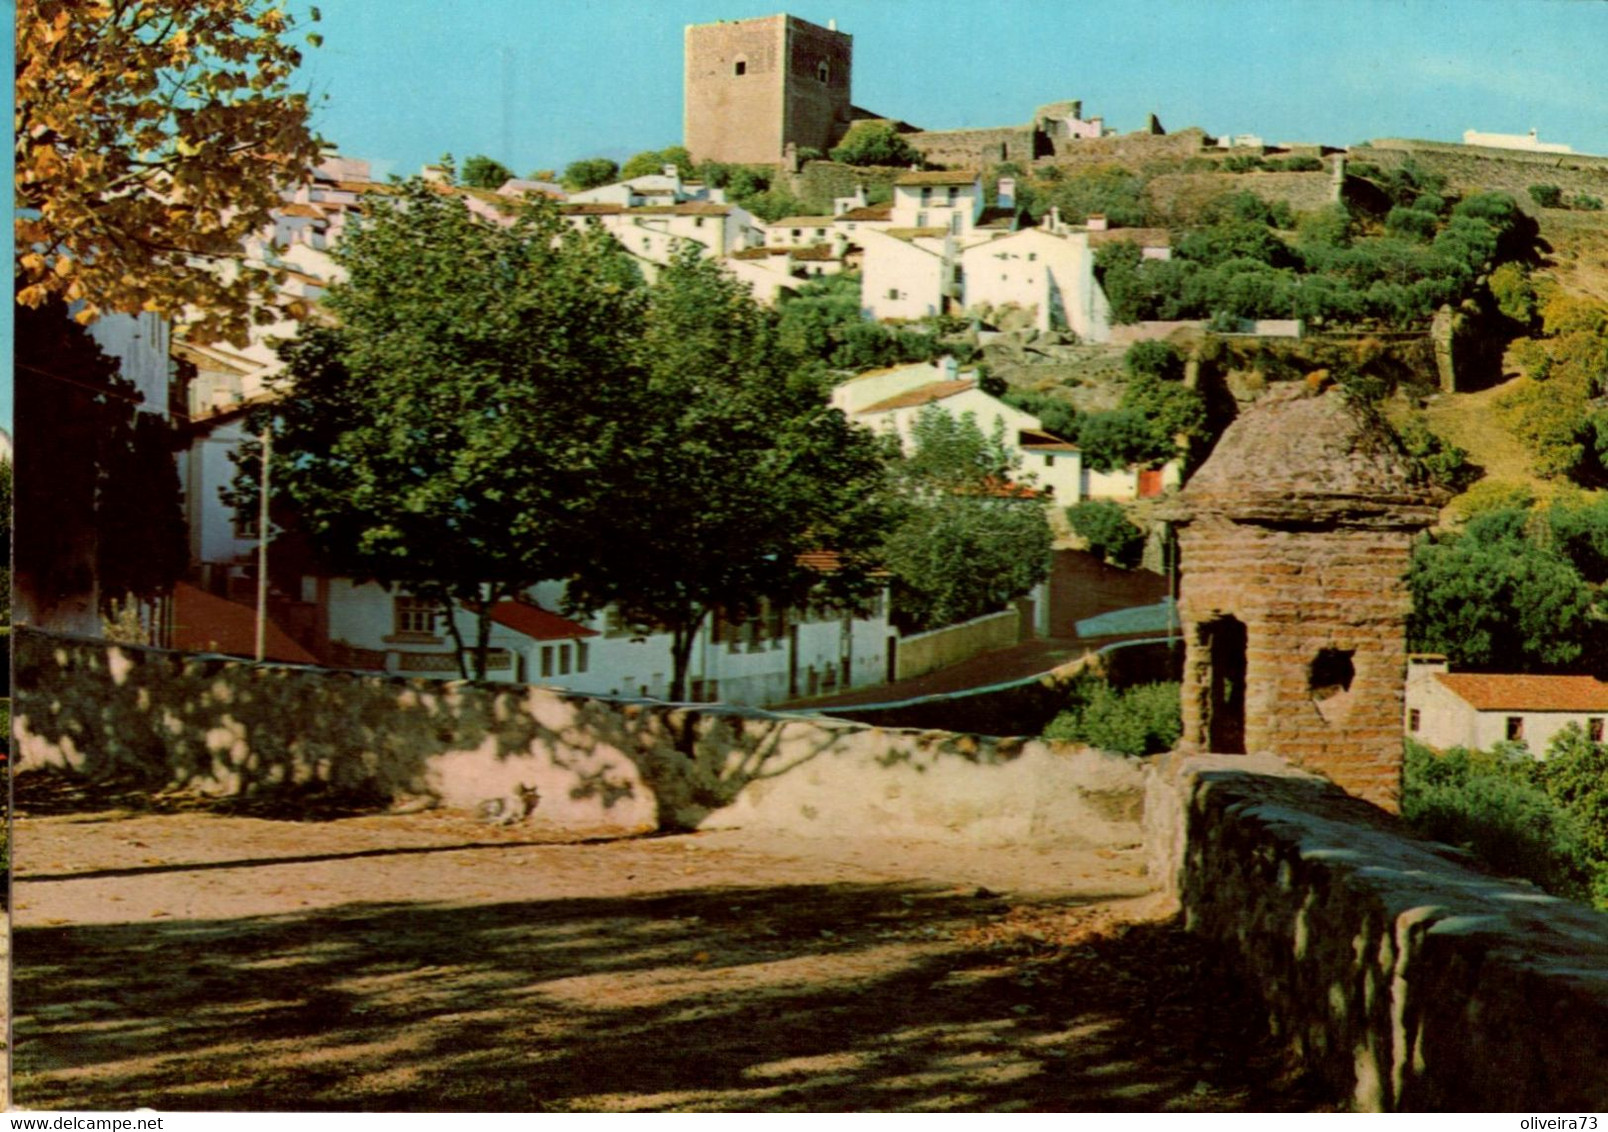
[997,177,1015,210]
[1087,213,1108,231]
[939,355,958,380]
[828,18,837,30]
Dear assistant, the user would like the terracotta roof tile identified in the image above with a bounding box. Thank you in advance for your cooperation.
[561,203,625,215]
[172,582,319,664]
[1435,673,1608,713]
[768,216,835,228]
[884,227,949,241]
[486,600,598,641]
[835,205,893,222]
[277,203,325,220]
[859,379,976,414]
[791,243,838,261]
[895,170,980,186]
[1087,227,1172,248]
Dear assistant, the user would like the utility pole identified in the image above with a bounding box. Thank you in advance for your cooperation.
[254,425,271,662]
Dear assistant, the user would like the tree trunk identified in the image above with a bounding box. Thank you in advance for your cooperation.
[667,606,709,703]
[438,596,471,680]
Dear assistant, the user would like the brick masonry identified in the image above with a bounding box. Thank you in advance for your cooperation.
[1165,387,1443,811]
[684,15,852,165]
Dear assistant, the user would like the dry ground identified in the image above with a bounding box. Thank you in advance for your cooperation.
[10,784,1335,1113]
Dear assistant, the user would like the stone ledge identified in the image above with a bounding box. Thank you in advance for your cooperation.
[1145,752,1608,1111]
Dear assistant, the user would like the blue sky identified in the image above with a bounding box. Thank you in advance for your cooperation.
[299,0,1608,179]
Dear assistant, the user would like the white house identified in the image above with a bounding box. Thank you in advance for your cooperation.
[765,215,838,248]
[565,164,727,208]
[889,169,984,236]
[1404,656,1608,755]
[315,576,894,707]
[858,226,952,321]
[560,201,762,274]
[1462,128,1573,155]
[832,358,1177,503]
[957,225,1112,341]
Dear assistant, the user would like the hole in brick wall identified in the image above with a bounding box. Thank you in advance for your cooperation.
[1309,649,1355,701]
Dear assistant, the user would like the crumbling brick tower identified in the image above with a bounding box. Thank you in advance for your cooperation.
[684,14,854,166]
[1168,386,1444,811]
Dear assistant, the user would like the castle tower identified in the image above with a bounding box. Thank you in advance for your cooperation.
[684,14,854,166]
[1167,387,1444,811]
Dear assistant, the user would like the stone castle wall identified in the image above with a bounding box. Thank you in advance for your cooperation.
[906,126,1039,169]
[1146,753,1608,1111]
[1146,169,1338,223]
[1176,519,1416,809]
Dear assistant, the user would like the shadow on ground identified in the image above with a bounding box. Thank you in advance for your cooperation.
[13,879,1337,1112]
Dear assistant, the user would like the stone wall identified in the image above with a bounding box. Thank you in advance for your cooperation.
[1146,753,1608,1111]
[12,628,1146,847]
[907,126,1039,169]
[895,609,1020,682]
[1145,169,1338,224]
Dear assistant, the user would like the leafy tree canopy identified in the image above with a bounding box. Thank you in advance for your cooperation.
[560,156,619,191]
[829,122,922,168]
[1066,500,1145,568]
[461,154,514,190]
[264,181,647,678]
[15,0,325,344]
[620,145,694,180]
[881,407,1052,633]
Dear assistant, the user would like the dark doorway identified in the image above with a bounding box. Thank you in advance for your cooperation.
[1205,616,1247,754]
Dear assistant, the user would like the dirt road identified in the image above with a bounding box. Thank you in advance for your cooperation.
[11,802,1332,1112]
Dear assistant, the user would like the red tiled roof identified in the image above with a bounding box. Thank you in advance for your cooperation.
[768,215,834,228]
[883,227,949,241]
[835,205,893,222]
[1435,673,1608,713]
[171,582,319,665]
[560,203,625,215]
[858,379,976,414]
[277,203,324,220]
[1087,227,1172,248]
[1018,428,1078,451]
[331,180,391,194]
[486,600,597,642]
[629,203,731,216]
[791,243,838,261]
[895,169,979,186]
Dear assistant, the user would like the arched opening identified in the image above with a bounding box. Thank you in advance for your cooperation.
[1204,616,1246,754]
[734,58,747,76]
[816,59,830,83]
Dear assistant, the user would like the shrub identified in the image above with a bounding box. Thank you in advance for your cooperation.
[1402,740,1595,902]
[1528,183,1565,209]
[830,122,922,167]
[1124,339,1185,382]
[1573,193,1605,212]
[1066,500,1145,567]
[1043,680,1181,756]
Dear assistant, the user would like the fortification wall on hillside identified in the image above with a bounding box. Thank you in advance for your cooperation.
[1146,169,1338,222]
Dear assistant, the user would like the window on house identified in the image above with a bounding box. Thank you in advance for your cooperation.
[916,211,927,227]
[541,646,554,678]
[394,596,437,636]
[791,228,801,238]
[946,187,958,205]
[950,214,962,234]
[1044,454,1055,467]
[734,59,747,76]
[920,187,932,204]
[233,509,259,540]
[1409,709,1421,732]
[1028,252,1037,262]
[576,641,589,673]
[886,288,898,300]
[558,644,572,675]
[1506,716,1524,742]
[1590,717,1605,742]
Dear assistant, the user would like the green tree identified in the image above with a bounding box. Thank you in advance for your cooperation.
[881,408,1052,633]
[1540,724,1608,868]
[264,181,647,679]
[829,121,922,167]
[561,156,619,191]
[1043,679,1181,756]
[620,145,694,180]
[1124,339,1185,382]
[565,247,895,701]
[1407,507,1594,670]
[1066,500,1146,567]
[461,154,514,190]
[15,0,324,345]
[15,295,188,626]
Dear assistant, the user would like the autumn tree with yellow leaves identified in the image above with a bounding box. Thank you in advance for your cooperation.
[15,0,324,344]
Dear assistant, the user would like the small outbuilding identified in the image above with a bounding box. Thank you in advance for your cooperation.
[1164,386,1445,810]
